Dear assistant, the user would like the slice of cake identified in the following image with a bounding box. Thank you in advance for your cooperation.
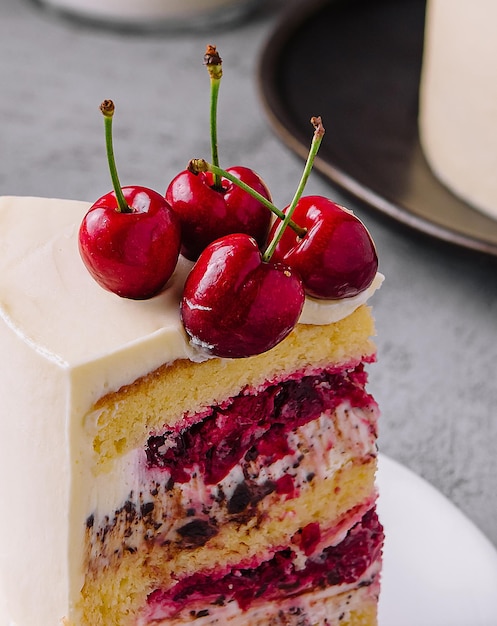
[0,195,383,625]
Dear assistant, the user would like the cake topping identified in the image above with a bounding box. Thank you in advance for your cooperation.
[264,116,377,298]
[78,100,181,299]
[269,194,378,299]
[180,232,305,358]
[77,46,380,358]
[187,116,378,300]
[181,116,378,356]
[166,44,272,261]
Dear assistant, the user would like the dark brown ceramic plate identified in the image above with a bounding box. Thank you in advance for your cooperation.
[258,0,497,257]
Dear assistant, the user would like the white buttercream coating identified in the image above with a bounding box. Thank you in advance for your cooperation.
[419,0,497,219]
[300,273,384,325]
[0,196,381,624]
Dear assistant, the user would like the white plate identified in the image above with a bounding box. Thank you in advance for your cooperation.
[377,454,497,626]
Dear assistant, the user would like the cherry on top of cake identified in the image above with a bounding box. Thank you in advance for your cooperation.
[77,45,379,360]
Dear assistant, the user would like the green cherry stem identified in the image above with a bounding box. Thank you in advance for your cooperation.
[204,45,223,190]
[262,116,325,262]
[188,158,307,238]
[100,99,131,214]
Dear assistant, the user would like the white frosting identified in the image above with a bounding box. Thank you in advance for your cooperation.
[0,196,381,625]
[419,0,497,219]
[300,273,384,325]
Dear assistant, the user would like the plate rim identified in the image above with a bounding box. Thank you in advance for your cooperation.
[257,0,497,258]
[377,453,497,625]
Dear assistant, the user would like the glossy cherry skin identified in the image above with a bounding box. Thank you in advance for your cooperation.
[269,196,378,299]
[181,233,305,358]
[79,186,181,299]
[166,166,272,261]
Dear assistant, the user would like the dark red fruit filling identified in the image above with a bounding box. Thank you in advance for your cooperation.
[299,522,321,556]
[146,365,375,485]
[147,509,383,618]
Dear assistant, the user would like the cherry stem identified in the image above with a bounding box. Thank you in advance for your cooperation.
[262,116,325,262]
[188,158,307,238]
[204,45,223,190]
[100,100,131,214]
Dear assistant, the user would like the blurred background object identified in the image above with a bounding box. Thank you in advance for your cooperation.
[419,0,497,222]
[31,0,264,31]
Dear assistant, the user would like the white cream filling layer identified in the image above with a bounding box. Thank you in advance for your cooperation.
[89,402,377,537]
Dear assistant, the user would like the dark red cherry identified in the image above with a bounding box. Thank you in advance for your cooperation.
[269,196,378,299]
[79,100,182,299]
[79,186,181,299]
[166,166,272,261]
[181,233,305,358]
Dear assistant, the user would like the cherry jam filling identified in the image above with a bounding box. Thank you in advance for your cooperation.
[146,365,375,485]
[147,509,383,617]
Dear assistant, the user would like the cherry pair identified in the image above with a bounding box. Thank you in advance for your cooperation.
[78,98,272,302]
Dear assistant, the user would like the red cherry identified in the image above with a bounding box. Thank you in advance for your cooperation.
[269,196,378,299]
[166,166,272,261]
[181,233,305,358]
[79,186,181,299]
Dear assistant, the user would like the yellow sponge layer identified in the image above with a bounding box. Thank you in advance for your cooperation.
[90,305,376,466]
[80,457,377,626]
[344,604,379,626]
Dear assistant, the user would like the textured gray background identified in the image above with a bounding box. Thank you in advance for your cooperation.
[1,0,496,549]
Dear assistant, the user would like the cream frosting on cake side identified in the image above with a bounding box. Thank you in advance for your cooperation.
[0,196,383,625]
[419,0,497,219]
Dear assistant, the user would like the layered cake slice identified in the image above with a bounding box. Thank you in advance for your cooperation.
[0,195,383,626]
